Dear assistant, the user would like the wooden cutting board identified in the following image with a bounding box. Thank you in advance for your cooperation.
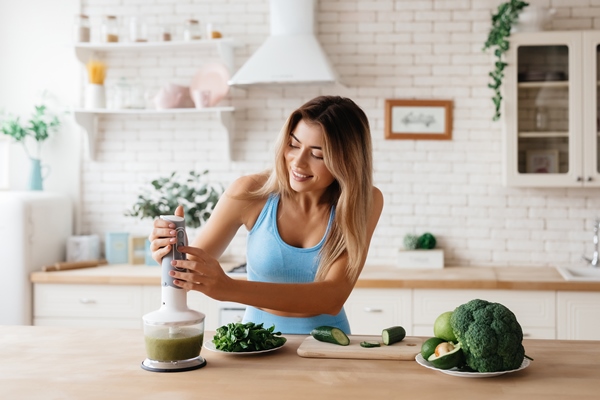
[297,335,424,361]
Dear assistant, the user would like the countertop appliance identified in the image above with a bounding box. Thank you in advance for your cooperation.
[0,191,72,325]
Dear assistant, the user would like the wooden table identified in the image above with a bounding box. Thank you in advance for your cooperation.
[1,326,599,399]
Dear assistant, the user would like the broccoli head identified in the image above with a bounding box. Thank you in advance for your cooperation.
[450,299,525,372]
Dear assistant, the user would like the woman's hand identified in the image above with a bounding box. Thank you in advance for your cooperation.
[168,245,231,300]
[148,205,184,264]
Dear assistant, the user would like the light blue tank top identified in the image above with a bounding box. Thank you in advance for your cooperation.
[242,194,351,335]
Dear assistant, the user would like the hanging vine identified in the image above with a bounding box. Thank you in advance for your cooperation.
[483,0,529,121]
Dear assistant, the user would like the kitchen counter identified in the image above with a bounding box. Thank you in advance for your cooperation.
[30,264,600,291]
[1,325,599,399]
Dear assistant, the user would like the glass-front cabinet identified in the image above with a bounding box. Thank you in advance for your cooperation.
[504,31,600,187]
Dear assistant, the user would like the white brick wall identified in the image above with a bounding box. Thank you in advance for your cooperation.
[79,0,600,268]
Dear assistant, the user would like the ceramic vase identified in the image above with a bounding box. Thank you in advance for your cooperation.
[29,158,44,191]
[85,83,106,109]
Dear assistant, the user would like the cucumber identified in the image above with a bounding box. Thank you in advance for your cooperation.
[360,341,381,348]
[382,326,406,345]
[310,326,350,346]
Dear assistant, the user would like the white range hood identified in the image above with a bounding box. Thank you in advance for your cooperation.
[228,0,340,87]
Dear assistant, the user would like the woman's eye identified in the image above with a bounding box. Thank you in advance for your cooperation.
[311,153,324,160]
[289,143,300,149]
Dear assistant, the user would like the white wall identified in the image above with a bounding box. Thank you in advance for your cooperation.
[5,0,600,267]
[0,0,82,228]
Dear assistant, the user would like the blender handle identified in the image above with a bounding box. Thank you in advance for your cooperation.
[160,215,188,289]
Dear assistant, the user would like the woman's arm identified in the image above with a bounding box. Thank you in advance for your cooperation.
[170,186,384,316]
[148,174,265,263]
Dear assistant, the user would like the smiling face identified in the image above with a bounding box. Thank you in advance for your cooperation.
[284,119,336,195]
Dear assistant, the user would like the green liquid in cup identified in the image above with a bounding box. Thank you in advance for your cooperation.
[145,327,203,361]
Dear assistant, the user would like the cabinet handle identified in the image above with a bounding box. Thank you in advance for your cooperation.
[363,307,383,313]
[79,298,96,304]
[577,176,583,182]
[587,176,593,182]
[523,333,531,337]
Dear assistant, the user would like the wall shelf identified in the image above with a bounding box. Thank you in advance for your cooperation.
[74,38,242,72]
[73,107,235,160]
[73,38,241,161]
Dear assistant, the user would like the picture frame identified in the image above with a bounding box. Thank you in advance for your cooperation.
[128,236,147,265]
[384,99,453,140]
[526,149,559,174]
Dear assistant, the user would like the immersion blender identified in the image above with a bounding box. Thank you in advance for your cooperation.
[141,215,206,372]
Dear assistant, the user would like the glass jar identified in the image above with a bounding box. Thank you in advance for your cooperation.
[129,16,147,43]
[101,15,119,43]
[158,25,172,42]
[73,14,90,43]
[183,19,201,41]
[206,22,222,39]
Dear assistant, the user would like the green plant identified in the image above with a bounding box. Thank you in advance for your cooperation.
[0,103,61,159]
[483,0,529,121]
[125,170,223,229]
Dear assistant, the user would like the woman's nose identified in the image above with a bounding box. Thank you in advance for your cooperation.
[294,148,310,166]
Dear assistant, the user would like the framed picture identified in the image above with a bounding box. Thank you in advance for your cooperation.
[385,99,453,140]
[128,236,147,265]
[526,150,559,174]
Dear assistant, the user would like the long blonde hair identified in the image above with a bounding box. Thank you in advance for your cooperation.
[249,96,373,282]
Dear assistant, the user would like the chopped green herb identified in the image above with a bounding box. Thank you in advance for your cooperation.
[212,322,287,352]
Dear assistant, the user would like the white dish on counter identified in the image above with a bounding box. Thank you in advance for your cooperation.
[415,354,530,378]
[203,340,285,355]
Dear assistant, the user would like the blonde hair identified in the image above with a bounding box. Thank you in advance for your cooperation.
[249,96,373,282]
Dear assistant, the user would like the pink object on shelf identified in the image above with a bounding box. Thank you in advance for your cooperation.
[189,62,230,107]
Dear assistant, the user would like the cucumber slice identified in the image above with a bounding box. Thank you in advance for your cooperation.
[382,326,406,345]
[310,326,350,346]
[360,341,381,348]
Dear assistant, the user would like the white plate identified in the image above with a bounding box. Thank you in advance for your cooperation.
[203,340,285,355]
[415,353,530,378]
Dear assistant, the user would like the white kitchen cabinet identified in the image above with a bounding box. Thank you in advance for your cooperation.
[557,291,600,340]
[34,283,239,331]
[72,39,240,160]
[504,31,600,187]
[344,288,412,335]
[412,289,556,339]
[34,283,144,329]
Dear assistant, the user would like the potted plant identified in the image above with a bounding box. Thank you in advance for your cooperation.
[125,170,223,229]
[0,99,62,190]
[483,0,529,121]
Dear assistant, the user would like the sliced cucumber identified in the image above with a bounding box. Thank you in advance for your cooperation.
[360,341,381,348]
[310,326,350,346]
[382,326,406,345]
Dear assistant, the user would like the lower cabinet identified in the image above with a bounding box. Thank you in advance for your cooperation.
[344,289,412,335]
[557,291,600,340]
[32,283,600,340]
[34,284,144,329]
[411,289,556,339]
[34,283,243,331]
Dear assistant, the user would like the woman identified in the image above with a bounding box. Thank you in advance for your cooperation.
[149,95,383,334]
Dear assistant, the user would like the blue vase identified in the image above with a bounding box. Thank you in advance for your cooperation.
[29,158,43,191]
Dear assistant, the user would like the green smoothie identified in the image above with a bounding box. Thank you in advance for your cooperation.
[144,327,203,361]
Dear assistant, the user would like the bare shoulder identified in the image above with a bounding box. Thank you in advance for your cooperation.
[368,186,384,232]
[222,173,270,229]
[225,172,268,198]
[372,186,384,210]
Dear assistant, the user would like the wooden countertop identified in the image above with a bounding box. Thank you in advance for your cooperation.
[1,325,599,399]
[30,264,600,291]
